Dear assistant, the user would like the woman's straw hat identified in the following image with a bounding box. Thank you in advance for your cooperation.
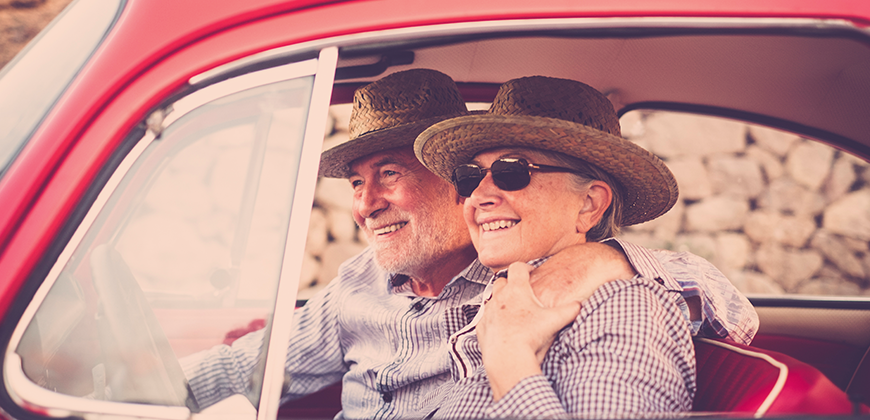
[414,76,678,226]
[319,69,473,178]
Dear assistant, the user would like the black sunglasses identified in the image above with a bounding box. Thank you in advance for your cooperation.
[451,158,584,198]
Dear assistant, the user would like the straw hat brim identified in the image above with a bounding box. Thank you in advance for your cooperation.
[415,114,679,226]
[319,111,476,178]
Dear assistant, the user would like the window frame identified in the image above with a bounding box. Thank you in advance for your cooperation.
[2,47,337,420]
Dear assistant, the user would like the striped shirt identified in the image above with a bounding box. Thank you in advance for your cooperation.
[181,239,756,419]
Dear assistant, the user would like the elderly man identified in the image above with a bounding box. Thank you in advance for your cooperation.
[183,69,757,419]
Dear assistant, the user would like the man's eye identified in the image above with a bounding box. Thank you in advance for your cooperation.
[351,179,363,188]
[383,170,398,177]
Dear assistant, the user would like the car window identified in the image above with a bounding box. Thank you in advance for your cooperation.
[302,106,870,300]
[0,0,121,176]
[618,110,870,298]
[5,60,319,417]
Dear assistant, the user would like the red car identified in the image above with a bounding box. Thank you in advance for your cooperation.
[0,0,868,418]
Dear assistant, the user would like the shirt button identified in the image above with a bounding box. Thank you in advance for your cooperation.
[411,302,424,311]
[382,391,392,403]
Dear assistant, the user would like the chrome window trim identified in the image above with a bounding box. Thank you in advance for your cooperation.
[191,16,870,86]
[4,57,323,419]
[257,46,338,420]
[4,353,190,420]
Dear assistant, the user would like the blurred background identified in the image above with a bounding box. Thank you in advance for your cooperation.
[0,0,71,69]
[307,106,870,300]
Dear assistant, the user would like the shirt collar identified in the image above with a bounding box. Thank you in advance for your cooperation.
[492,256,549,280]
[387,258,493,293]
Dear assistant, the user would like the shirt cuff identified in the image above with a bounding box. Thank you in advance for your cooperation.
[486,375,564,419]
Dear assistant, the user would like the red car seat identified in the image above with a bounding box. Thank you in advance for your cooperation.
[693,337,868,415]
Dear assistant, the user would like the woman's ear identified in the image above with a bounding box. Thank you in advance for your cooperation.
[576,181,612,233]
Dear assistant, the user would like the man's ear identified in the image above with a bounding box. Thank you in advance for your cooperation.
[576,181,612,233]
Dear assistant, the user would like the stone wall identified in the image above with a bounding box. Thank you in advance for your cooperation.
[302,106,870,299]
[620,111,870,296]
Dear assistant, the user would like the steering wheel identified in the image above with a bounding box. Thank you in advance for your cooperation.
[90,244,199,410]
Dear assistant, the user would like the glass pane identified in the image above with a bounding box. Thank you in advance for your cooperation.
[618,110,870,298]
[0,0,121,175]
[13,75,314,409]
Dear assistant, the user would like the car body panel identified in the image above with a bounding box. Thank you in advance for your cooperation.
[0,0,869,418]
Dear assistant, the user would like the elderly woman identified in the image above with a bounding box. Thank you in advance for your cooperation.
[413,76,695,418]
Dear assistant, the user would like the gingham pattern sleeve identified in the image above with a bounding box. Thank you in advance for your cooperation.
[429,277,695,419]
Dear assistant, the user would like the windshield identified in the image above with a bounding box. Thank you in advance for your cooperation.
[0,0,121,176]
[7,65,317,416]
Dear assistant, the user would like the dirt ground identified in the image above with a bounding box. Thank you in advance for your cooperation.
[0,0,73,69]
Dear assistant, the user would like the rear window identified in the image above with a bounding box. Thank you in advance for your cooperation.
[302,106,870,299]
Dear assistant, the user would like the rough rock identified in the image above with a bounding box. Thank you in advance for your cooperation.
[756,177,825,217]
[744,211,816,248]
[638,111,746,159]
[707,156,765,199]
[786,141,835,190]
[755,243,823,291]
[666,158,712,200]
[748,125,799,157]
[298,253,320,289]
[728,270,784,295]
[306,207,329,255]
[315,177,354,211]
[327,209,358,242]
[714,233,751,271]
[810,231,867,279]
[824,156,857,203]
[823,190,870,241]
[619,110,645,138]
[745,145,784,182]
[672,233,718,262]
[684,196,749,232]
[625,199,684,242]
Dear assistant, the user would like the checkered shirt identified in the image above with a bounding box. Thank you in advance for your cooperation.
[182,240,755,419]
[423,245,698,419]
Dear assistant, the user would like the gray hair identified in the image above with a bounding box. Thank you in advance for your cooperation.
[533,149,625,242]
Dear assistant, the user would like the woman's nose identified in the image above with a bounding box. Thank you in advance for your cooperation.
[467,172,501,208]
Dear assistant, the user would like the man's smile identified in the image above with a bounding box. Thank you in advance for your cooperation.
[373,222,408,235]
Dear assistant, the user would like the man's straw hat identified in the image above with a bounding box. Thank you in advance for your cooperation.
[415,76,678,226]
[319,69,472,178]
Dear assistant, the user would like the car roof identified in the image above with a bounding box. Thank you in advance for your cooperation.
[98,0,869,158]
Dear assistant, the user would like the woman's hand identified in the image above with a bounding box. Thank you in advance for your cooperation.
[477,262,582,401]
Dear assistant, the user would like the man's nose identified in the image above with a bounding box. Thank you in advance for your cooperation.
[356,181,389,218]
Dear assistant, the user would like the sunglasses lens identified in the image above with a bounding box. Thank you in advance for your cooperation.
[452,165,485,197]
[491,159,531,191]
